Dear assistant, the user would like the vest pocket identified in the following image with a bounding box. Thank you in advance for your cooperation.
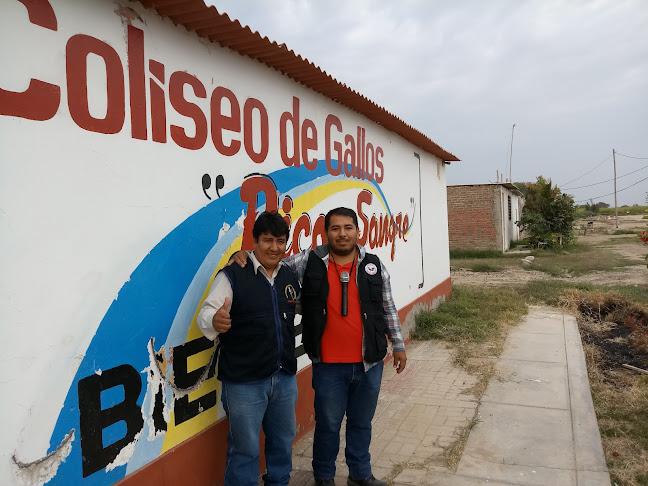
[369,282,382,301]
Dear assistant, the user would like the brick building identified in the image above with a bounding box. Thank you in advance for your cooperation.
[447,183,524,251]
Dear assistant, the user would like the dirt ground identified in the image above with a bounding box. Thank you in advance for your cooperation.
[451,214,648,287]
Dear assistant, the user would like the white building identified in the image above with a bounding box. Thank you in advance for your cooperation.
[0,0,459,484]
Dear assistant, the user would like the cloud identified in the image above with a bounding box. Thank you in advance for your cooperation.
[207,0,648,204]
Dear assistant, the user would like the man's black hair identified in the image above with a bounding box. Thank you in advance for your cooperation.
[324,207,358,231]
[252,211,290,240]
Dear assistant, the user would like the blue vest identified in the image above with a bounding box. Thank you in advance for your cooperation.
[218,261,300,382]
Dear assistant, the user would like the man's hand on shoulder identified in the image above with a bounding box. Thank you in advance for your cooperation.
[392,350,407,374]
[212,297,232,333]
[227,250,248,268]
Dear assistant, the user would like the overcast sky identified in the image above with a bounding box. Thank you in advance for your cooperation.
[206,0,648,206]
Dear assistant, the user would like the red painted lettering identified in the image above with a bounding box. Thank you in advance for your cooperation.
[401,214,408,242]
[128,26,147,140]
[279,96,300,167]
[365,143,374,182]
[311,215,327,249]
[243,98,269,164]
[149,60,166,143]
[210,87,241,156]
[300,118,318,170]
[356,189,372,246]
[375,146,384,183]
[66,34,125,134]
[324,114,343,176]
[239,176,278,250]
[368,215,378,249]
[0,0,60,121]
[288,213,311,256]
[344,134,355,178]
[169,72,207,150]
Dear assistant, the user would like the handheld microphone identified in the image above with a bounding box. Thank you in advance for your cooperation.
[340,271,350,316]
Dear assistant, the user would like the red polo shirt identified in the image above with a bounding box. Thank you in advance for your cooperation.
[320,258,363,363]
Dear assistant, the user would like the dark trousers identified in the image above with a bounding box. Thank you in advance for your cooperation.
[311,361,384,480]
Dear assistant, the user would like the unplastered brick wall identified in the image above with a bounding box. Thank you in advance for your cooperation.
[447,185,500,250]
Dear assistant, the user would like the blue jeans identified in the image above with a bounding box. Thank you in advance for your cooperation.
[221,370,298,486]
[311,361,384,480]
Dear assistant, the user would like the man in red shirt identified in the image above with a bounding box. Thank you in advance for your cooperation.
[297,208,406,486]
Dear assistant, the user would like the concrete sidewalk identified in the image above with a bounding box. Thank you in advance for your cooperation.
[288,306,611,486]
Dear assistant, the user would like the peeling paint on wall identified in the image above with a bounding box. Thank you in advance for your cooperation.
[104,432,141,472]
[13,430,75,486]
[147,337,217,397]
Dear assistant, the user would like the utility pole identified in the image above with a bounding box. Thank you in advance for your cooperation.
[613,149,618,228]
[508,123,516,182]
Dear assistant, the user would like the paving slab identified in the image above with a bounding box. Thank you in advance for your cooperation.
[456,402,575,484]
[499,331,566,363]
[482,359,569,409]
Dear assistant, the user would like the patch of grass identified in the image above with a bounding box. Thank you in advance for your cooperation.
[528,242,636,276]
[600,206,648,216]
[444,417,480,471]
[532,241,586,254]
[453,241,637,277]
[414,286,527,343]
[598,285,648,306]
[613,229,641,235]
[450,249,506,259]
[470,263,503,272]
[598,236,646,248]
[514,281,648,307]
[509,238,530,249]
[516,280,596,305]
[537,264,566,277]
[453,257,521,271]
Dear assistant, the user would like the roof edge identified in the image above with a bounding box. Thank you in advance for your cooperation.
[140,0,460,162]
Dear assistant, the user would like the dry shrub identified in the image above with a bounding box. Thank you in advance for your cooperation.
[560,289,648,366]
[559,289,648,323]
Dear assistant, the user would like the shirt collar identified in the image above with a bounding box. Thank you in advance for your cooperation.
[249,251,282,277]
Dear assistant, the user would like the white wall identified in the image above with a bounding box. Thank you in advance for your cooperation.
[0,0,451,484]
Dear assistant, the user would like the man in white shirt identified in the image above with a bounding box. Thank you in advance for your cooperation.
[197,211,301,486]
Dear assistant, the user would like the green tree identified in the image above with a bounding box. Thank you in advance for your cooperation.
[583,200,599,216]
[517,176,576,247]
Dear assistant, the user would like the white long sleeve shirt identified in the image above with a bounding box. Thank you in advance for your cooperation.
[197,252,291,341]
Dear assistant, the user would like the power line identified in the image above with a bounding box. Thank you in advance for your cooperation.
[573,175,648,203]
[563,165,648,190]
[560,154,611,186]
[615,151,648,160]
